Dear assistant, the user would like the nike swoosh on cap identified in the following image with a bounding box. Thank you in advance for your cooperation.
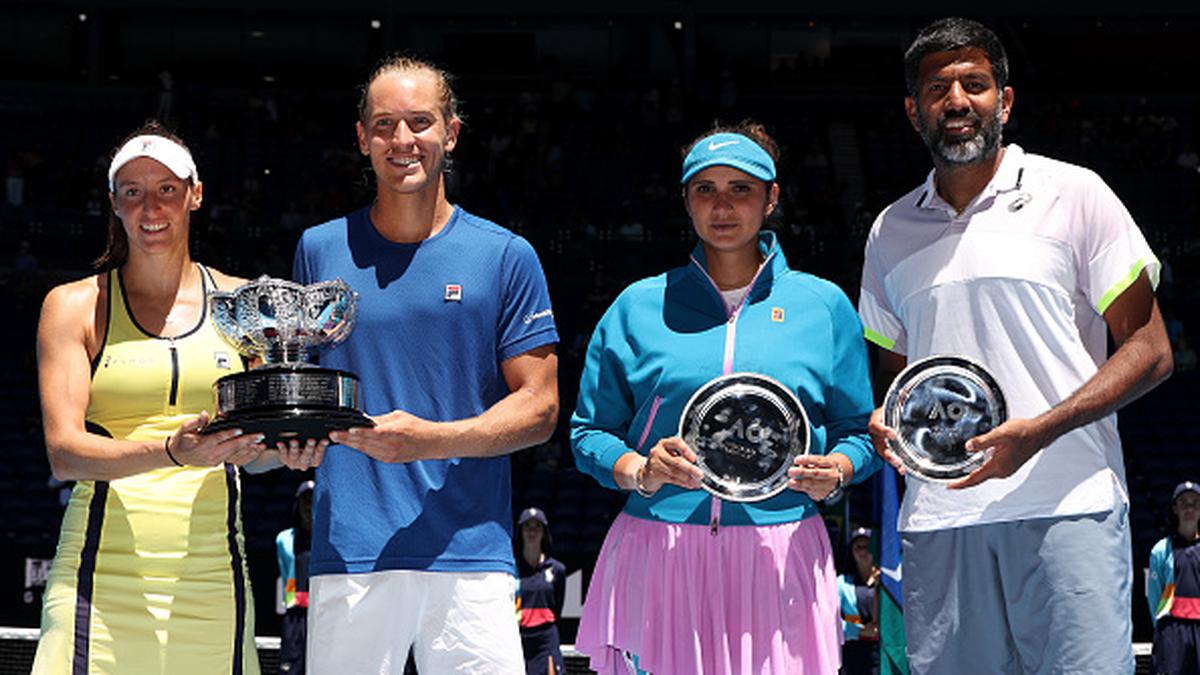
[707,140,739,151]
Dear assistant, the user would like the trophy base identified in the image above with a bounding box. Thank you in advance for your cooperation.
[204,365,373,447]
[204,407,375,447]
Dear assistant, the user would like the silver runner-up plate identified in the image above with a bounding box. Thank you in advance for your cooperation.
[679,373,810,503]
[883,355,1007,481]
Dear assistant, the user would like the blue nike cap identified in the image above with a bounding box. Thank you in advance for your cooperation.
[681,132,777,184]
[1174,481,1200,502]
[849,526,873,543]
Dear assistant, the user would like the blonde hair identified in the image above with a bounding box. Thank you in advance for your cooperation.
[357,55,460,124]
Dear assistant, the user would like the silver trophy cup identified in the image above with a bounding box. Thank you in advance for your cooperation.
[204,276,373,445]
[883,355,1007,481]
[679,373,811,502]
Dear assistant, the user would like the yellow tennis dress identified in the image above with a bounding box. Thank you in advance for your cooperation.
[33,265,259,675]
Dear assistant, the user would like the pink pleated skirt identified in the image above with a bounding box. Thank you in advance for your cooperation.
[575,511,842,675]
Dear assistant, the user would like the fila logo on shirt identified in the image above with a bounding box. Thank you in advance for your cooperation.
[444,284,463,302]
[214,351,232,370]
[771,307,785,323]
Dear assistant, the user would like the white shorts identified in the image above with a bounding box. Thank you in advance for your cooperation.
[307,569,523,675]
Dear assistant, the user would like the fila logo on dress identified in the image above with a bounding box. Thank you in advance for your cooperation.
[444,284,462,302]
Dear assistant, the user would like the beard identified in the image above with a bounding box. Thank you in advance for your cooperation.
[917,101,1004,167]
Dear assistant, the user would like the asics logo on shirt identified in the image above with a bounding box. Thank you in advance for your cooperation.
[524,308,554,324]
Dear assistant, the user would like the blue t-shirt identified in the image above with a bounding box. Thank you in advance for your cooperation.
[293,205,558,576]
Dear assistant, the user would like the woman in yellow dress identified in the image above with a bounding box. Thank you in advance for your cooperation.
[32,120,294,674]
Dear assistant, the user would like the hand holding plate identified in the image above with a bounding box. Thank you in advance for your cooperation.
[867,406,905,474]
[947,417,1047,489]
[637,437,704,495]
[787,453,847,500]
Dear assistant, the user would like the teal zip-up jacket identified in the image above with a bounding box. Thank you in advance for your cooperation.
[570,232,879,526]
[1148,536,1175,626]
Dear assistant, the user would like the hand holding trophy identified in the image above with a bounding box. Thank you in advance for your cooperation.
[204,276,374,446]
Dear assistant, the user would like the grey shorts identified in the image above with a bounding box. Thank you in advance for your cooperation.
[901,498,1134,675]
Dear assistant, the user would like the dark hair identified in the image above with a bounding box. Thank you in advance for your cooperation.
[904,17,1009,97]
[96,119,195,271]
[683,119,782,169]
[514,512,554,560]
[837,528,877,581]
[357,54,460,125]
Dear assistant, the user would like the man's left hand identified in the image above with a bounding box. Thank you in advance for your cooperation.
[328,410,441,463]
[948,417,1050,489]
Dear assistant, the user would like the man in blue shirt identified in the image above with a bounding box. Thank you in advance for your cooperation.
[293,56,559,674]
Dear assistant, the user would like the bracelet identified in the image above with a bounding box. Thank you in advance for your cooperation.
[823,461,846,503]
[164,437,183,467]
[633,458,655,498]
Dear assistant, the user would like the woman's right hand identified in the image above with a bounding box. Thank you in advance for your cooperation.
[167,411,266,467]
[635,437,704,496]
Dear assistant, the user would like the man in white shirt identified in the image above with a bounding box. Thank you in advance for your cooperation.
[858,17,1173,674]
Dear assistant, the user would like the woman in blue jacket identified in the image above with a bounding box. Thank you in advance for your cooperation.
[571,122,879,675]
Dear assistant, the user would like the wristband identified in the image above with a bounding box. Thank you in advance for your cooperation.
[164,437,183,467]
[634,458,655,498]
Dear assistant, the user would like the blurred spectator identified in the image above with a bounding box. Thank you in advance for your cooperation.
[838,527,880,675]
[1148,482,1200,675]
[515,508,567,675]
[277,480,314,674]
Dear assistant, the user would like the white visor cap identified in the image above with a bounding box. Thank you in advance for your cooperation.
[108,135,198,192]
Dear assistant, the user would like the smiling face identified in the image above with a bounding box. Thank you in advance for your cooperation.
[356,70,460,198]
[108,156,201,255]
[684,164,778,256]
[906,47,1013,167]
